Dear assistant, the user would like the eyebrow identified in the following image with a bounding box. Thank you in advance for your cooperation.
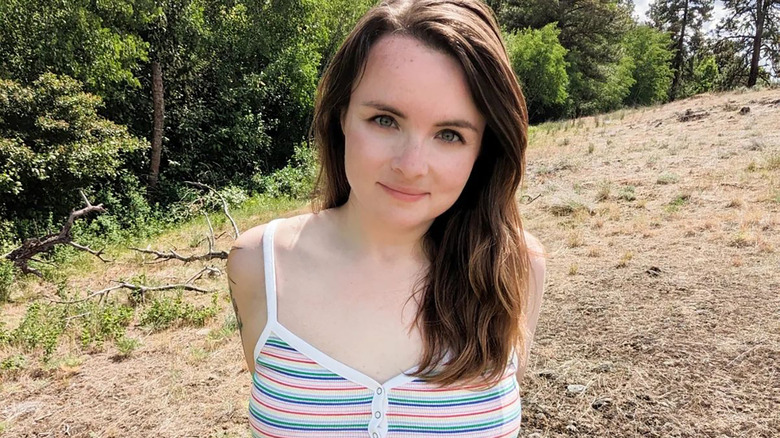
[361,100,480,133]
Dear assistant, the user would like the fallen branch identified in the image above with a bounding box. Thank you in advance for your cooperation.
[129,246,228,263]
[51,280,213,305]
[4,190,111,276]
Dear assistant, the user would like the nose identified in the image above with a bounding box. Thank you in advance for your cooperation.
[390,137,429,178]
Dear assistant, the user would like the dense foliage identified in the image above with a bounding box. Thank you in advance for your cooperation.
[0,0,777,247]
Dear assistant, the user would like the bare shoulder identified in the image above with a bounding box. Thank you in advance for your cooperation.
[523,230,547,268]
[227,223,267,282]
[227,222,271,373]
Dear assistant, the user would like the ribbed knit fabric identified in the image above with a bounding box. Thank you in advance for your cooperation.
[249,219,522,438]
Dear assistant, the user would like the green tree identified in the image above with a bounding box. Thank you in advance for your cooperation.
[504,23,570,121]
[0,0,148,97]
[691,54,720,92]
[499,0,635,116]
[717,0,780,86]
[0,74,149,238]
[649,0,714,99]
[623,25,675,105]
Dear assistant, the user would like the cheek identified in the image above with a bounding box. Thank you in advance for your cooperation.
[437,151,479,193]
[344,123,389,184]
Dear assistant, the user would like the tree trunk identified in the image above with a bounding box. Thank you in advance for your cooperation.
[149,60,165,189]
[748,0,765,87]
[670,0,690,100]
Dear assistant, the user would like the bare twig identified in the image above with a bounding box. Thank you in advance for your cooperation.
[50,281,213,305]
[184,181,240,238]
[185,266,222,284]
[69,242,112,263]
[520,193,542,204]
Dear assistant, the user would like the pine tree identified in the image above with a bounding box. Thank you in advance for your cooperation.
[717,0,780,86]
[649,0,715,99]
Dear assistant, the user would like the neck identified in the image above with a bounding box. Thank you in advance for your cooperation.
[331,196,430,265]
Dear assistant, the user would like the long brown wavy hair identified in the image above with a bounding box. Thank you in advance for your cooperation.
[311,0,531,387]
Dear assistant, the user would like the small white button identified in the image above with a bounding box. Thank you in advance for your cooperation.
[376,387,383,395]
[374,411,382,418]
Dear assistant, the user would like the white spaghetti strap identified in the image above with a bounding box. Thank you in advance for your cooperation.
[262,219,282,323]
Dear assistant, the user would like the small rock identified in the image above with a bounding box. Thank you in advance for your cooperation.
[739,106,750,115]
[566,384,587,395]
[592,397,612,410]
[566,424,578,432]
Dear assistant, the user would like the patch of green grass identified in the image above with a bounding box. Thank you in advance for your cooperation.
[1,354,27,372]
[665,193,691,213]
[140,292,220,331]
[765,152,780,170]
[656,173,679,185]
[115,336,141,357]
[208,313,239,343]
[618,186,636,201]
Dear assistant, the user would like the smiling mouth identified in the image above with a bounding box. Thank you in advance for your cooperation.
[378,183,428,200]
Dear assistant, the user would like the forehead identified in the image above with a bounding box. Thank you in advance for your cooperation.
[350,34,484,126]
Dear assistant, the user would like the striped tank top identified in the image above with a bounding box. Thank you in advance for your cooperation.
[249,219,522,438]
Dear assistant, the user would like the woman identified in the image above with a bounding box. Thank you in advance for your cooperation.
[227,0,546,436]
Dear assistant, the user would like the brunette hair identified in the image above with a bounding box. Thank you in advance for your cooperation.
[312,0,531,387]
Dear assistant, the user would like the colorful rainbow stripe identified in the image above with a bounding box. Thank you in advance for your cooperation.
[249,333,522,438]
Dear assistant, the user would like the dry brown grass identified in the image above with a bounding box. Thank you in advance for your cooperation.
[519,88,780,437]
[1,88,779,437]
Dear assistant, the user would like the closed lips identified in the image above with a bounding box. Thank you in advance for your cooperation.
[380,183,427,195]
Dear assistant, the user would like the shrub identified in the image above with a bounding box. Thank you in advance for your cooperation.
[504,23,570,121]
[140,292,219,331]
[77,301,134,350]
[10,302,67,361]
[252,143,318,199]
[0,258,15,302]
[0,73,150,243]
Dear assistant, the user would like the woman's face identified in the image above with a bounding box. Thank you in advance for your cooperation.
[340,34,486,230]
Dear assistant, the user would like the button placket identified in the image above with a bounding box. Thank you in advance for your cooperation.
[368,385,388,438]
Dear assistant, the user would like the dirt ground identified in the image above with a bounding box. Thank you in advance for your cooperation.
[1,87,779,437]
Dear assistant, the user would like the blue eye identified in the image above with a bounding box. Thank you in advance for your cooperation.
[373,115,395,128]
[439,130,463,143]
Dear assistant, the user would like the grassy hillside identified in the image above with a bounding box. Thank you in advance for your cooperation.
[1,87,778,437]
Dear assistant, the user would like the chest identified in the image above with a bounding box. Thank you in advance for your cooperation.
[274,251,425,384]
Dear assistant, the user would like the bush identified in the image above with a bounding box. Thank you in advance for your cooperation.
[140,292,220,331]
[504,23,570,121]
[0,73,150,243]
[0,258,15,302]
[10,301,67,361]
[77,301,134,350]
[252,142,318,199]
[623,25,674,105]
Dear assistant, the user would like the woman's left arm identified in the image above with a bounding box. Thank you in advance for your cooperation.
[516,231,547,384]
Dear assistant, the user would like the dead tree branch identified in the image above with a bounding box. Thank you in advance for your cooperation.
[129,246,228,263]
[4,190,111,277]
[184,180,240,238]
[51,280,213,305]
